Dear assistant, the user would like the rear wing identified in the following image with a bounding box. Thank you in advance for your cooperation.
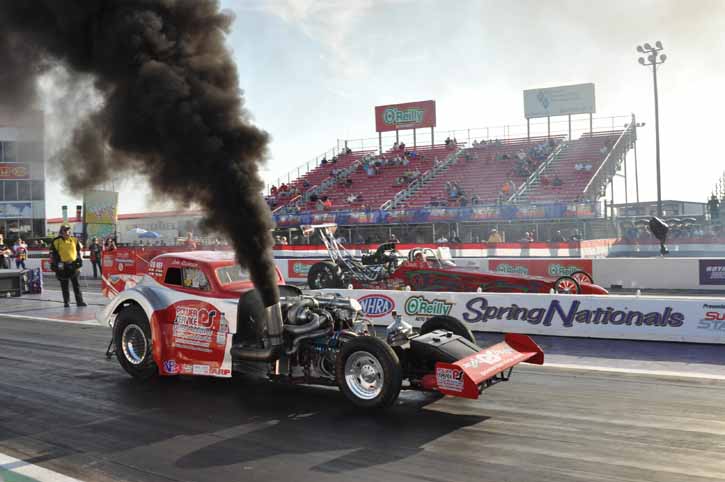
[433,334,544,399]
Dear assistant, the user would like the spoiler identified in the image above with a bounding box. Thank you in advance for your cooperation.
[431,334,544,399]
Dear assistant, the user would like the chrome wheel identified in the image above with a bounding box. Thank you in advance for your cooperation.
[121,323,149,366]
[344,350,384,400]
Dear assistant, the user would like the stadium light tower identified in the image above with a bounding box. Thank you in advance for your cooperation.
[637,41,667,217]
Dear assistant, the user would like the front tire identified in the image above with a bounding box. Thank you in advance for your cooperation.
[421,316,476,344]
[114,305,158,380]
[570,270,593,284]
[307,261,343,289]
[336,336,402,409]
[554,276,581,294]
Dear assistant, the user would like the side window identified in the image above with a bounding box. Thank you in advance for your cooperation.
[164,267,182,286]
[182,267,210,291]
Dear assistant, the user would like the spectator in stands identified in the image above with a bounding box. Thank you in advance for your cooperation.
[445,136,452,146]
[399,142,406,151]
[708,194,720,220]
[270,185,278,196]
[436,235,449,243]
[345,178,353,188]
[471,194,480,206]
[345,146,352,154]
[322,196,333,210]
[552,175,563,187]
[584,163,593,171]
[450,231,462,243]
[104,238,117,252]
[320,156,327,165]
[570,229,581,241]
[331,155,338,164]
[393,141,399,150]
[458,195,468,207]
[519,232,532,243]
[303,179,310,189]
[315,198,325,211]
[183,232,197,249]
[487,229,502,243]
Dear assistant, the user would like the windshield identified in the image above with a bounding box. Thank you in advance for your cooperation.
[215,265,250,286]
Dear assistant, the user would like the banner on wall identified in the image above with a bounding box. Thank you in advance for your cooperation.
[0,202,32,219]
[84,190,119,224]
[317,289,725,344]
[0,163,29,180]
[699,259,725,285]
[375,100,436,132]
[488,259,592,278]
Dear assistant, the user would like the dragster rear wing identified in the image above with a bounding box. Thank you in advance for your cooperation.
[431,334,544,399]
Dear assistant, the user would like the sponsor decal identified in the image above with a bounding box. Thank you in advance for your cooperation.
[358,294,395,318]
[436,367,464,392]
[404,295,453,317]
[174,305,220,328]
[494,264,529,275]
[0,163,30,179]
[148,260,164,278]
[163,359,179,374]
[286,259,319,279]
[192,364,210,375]
[462,297,685,328]
[460,347,515,369]
[698,303,725,331]
[547,264,581,277]
[699,260,725,285]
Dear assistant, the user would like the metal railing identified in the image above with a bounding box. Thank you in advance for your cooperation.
[509,141,567,202]
[583,122,635,198]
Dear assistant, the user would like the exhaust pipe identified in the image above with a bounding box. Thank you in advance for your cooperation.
[231,302,285,362]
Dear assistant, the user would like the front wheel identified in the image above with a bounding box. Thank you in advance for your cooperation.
[114,305,158,380]
[553,276,581,294]
[570,270,593,284]
[336,336,402,409]
[307,261,343,289]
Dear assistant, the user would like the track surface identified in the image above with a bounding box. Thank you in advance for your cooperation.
[0,316,724,482]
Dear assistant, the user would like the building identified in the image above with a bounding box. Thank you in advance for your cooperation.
[0,110,45,239]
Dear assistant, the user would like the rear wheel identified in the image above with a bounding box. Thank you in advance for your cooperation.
[421,316,476,344]
[554,276,581,294]
[570,270,593,284]
[336,336,402,409]
[307,261,343,289]
[114,305,157,380]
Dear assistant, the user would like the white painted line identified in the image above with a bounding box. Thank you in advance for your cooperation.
[0,451,85,481]
[539,362,725,381]
[0,312,100,326]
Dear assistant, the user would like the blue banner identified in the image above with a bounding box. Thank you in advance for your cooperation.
[274,202,596,227]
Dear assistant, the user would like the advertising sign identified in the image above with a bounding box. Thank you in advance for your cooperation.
[317,289,725,344]
[0,202,32,219]
[524,83,595,118]
[84,190,119,224]
[375,100,436,132]
[0,163,29,180]
[286,259,322,280]
[699,259,725,285]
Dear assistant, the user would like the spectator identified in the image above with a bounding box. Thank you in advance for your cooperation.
[270,185,278,196]
[320,156,327,165]
[436,235,449,243]
[345,178,353,188]
[471,194,480,206]
[88,237,102,278]
[519,232,532,243]
[104,238,117,252]
[280,236,289,246]
[570,229,581,242]
[487,229,502,243]
[552,175,563,187]
[303,179,310,189]
[0,234,11,269]
[708,194,720,220]
[450,231,462,243]
[12,237,28,270]
[322,196,333,210]
[183,232,197,249]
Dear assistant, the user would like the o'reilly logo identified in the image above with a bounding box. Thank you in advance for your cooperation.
[358,294,394,318]
[383,108,424,125]
[404,295,453,317]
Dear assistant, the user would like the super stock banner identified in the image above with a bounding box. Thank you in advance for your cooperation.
[317,289,725,344]
[274,202,596,228]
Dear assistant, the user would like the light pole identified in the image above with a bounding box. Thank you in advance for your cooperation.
[637,41,667,217]
[625,117,646,204]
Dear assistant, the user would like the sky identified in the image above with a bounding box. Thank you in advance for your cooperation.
[44,0,725,218]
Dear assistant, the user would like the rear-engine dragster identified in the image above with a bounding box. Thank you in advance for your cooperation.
[303,224,607,295]
[99,250,543,409]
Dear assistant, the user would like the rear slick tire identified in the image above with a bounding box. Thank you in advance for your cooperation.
[307,261,343,289]
[336,336,402,409]
[114,305,158,381]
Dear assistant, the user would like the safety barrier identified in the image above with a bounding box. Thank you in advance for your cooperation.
[315,288,725,344]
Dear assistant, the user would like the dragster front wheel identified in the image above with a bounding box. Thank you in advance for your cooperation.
[307,261,344,289]
[336,337,402,409]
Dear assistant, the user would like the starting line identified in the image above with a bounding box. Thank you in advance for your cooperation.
[0,452,84,482]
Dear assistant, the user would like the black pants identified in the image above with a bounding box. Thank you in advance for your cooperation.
[92,260,102,278]
[58,271,84,305]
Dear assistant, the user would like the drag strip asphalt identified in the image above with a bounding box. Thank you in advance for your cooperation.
[0,316,724,482]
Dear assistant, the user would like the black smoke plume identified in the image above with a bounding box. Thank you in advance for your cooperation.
[0,1,279,305]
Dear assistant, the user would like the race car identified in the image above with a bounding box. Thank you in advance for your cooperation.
[99,251,544,409]
[304,224,607,295]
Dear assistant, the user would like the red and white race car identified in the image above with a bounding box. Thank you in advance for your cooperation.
[99,251,544,409]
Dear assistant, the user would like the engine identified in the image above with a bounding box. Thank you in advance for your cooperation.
[276,294,371,383]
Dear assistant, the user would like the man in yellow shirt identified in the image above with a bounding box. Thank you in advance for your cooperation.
[49,225,87,307]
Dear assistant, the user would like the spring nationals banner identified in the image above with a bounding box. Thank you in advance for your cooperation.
[375,100,436,132]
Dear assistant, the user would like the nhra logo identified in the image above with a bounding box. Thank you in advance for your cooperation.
[358,294,395,318]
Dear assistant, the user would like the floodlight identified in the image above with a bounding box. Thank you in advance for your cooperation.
[638,57,645,65]
[655,40,663,49]
[660,54,667,62]
[636,45,644,53]
[644,43,652,50]
[648,53,656,63]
